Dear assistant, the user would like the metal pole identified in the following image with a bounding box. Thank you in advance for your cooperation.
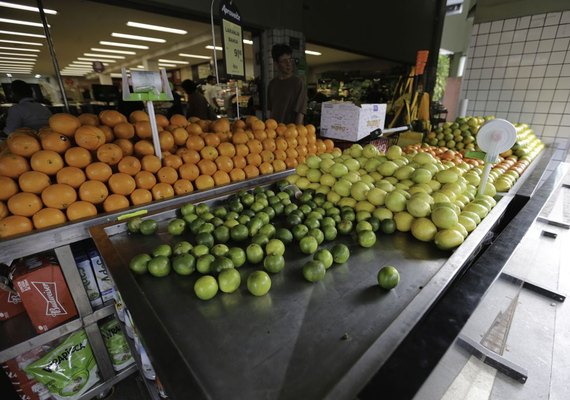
[210,0,219,84]
[36,0,69,113]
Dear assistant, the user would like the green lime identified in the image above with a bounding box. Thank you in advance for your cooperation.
[148,256,171,277]
[189,218,205,234]
[192,244,209,258]
[196,232,215,248]
[212,207,227,218]
[299,236,319,254]
[308,228,324,245]
[167,218,186,235]
[218,269,241,293]
[180,203,195,216]
[248,217,264,236]
[284,203,298,215]
[259,224,276,238]
[226,211,239,221]
[356,220,373,233]
[211,244,230,257]
[197,222,215,234]
[264,254,285,273]
[241,193,255,206]
[287,213,303,227]
[196,254,215,274]
[242,209,256,218]
[368,216,381,232]
[275,228,293,244]
[194,275,218,300]
[323,226,338,241]
[272,203,284,216]
[380,219,396,234]
[238,214,251,225]
[337,219,353,234]
[292,224,309,240]
[250,201,264,212]
[302,260,326,282]
[211,256,234,274]
[251,233,270,246]
[356,211,372,222]
[247,271,272,296]
[378,265,400,289]
[262,206,276,220]
[358,230,377,248]
[173,241,192,255]
[227,247,246,268]
[299,204,312,215]
[265,239,285,256]
[172,254,195,276]
[230,224,248,241]
[224,219,239,228]
[129,253,151,275]
[321,217,336,228]
[314,249,333,269]
[256,211,270,225]
[139,219,158,235]
[246,243,264,264]
[331,244,350,264]
[183,213,199,224]
[195,203,210,215]
[210,217,224,227]
[152,244,172,257]
[201,212,215,221]
[213,225,230,243]
[305,217,320,230]
[127,217,143,233]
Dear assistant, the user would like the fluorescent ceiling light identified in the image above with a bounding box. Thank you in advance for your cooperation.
[0,46,39,52]
[0,30,45,38]
[126,21,186,35]
[0,2,57,14]
[0,18,48,28]
[0,38,42,46]
[0,68,32,72]
[158,63,177,67]
[305,50,321,56]
[90,47,135,55]
[205,45,222,51]
[100,41,148,49]
[0,51,37,57]
[243,39,253,45]
[111,33,165,43]
[34,74,40,78]
[110,73,123,78]
[6,73,12,77]
[71,61,91,65]
[84,53,125,59]
[0,56,37,61]
[0,59,36,64]
[137,65,143,68]
[78,57,116,63]
[158,59,188,64]
[179,53,211,60]
[0,67,32,70]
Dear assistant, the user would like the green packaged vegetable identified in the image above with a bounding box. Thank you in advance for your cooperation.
[101,318,134,371]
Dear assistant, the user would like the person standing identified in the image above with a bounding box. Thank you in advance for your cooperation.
[181,79,215,120]
[203,75,220,112]
[3,80,52,135]
[267,44,307,125]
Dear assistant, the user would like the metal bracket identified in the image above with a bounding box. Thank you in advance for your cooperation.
[457,334,528,384]
[500,272,566,302]
[537,216,570,229]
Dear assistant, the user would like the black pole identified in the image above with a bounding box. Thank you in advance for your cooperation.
[36,0,69,113]
[424,0,448,97]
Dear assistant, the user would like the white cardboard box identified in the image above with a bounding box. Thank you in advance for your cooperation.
[320,102,387,142]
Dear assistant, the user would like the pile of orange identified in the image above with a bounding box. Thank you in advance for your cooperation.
[0,111,338,238]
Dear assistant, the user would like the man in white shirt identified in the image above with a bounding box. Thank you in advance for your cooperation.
[4,80,52,135]
[203,75,220,112]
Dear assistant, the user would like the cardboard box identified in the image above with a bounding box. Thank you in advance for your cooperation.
[0,288,25,321]
[13,255,78,334]
[87,248,115,303]
[73,252,102,309]
[15,380,51,400]
[320,101,386,142]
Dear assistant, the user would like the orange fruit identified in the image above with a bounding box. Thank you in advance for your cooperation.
[154,166,176,184]
[307,133,317,144]
[56,167,86,189]
[32,208,66,229]
[253,130,267,141]
[235,143,249,157]
[170,114,188,127]
[156,114,170,128]
[0,153,30,178]
[262,138,276,152]
[246,153,262,167]
[173,179,194,195]
[265,129,277,139]
[99,125,114,143]
[274,149,287,161]
[251,119,265,131]
[103,194,130,213]
[211,119,230,133]
[134,121,152,139]
[204,133,221,148]
[113,122,135,139]
[0,176,19,200]
[129,110,149,123]
[243,165,259,179]
[265,119,278,130]
[275,137,288,151]
[172,127,189,146]
[7,192,43,217]
[324,139,335,152]
[7,133,41,157]
[232,155,247,169]
[99,110,126,127]
[285,157,298,169]
[41,132,71,153]
[140,155,160,173]
[194,175,215,191]
[0,201,8,219]
[79,180,108,204]
[218,142,236,157]
[134,170,157,189]
[186,135,205,151]
[41,183,76,209]
[229,168,246,182]
[134,140,155,157]
[316,139,327,154]
[130,188,152,205]
[232,119,246,131]
[276,125,287,136]
[97,143,123,165]
[151,182,174,200]
[66,201,97,221]
[215,156,233,173]
[181,149,200,164]
[64,147,92,168]
[31,150,64,175]
[246,139,263,154]
[297,146,308,157]
[74,125,106,150]
[259,162,274,175]
[85,162,113,182]
[78,113,99,126]
[297,135,308,147]
[212,170,230,186]
[162,154,183,169]
[272,159,287,172]
[297,155,306,164]
[200,145,218,160]
[306,124,316,135]
[286,148,298,159]
[49,113,80,137]
[108,172,137,195]
[159,131,175,152]
[118,156,142,176]
[186,123,202,136]
[260,150,275,163]
[232,131,249,145]
[296,125,308,136]
[0,215,33,238]
[197,159,217,176]
[196,120,210,132]
[284,127,298,139]
[286,138,298,149]
[307,143,317,155]
[179,163,200,181]
[113,139,134,156]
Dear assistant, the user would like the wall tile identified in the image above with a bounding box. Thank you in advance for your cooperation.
[471,69,482,79]
[517,16,531,30]
[558,76,570,89]
[553,89,570,102]
[545,64,562,77]
[491,20,503,33]
[513,30,527,43]
[533,113,548,124]
[549,51,565,64]
[538,89,555,101]
[542,77,558,89]
[522,102,537,113]
[515,79,528,90]
[531,14,546,28]
[526,90,540,101]
[565,51,570,64]
[521,53,535,66]
[541,25,557,40]
[489,33,501,45]
[502,78,516,90]
[480,79,491,90]
[472,58,483,68]
[561,65,570,77]
[521,113,535,122]
[558,24,570,37]
[479,22,491,34]
[545,12,562,26]
[528,77,544,89]
[518,66,532,78]
[483,57,496,68]
[552,37,570,52]
[501,31,514,44]
[550,102,566,114]
[497,102,510,112]
[531,65,547,77]
[538,39,554,53]
[543,126,558,136]
[495,56,508,68]
[481,68,493,79]
[562,11,570,24]
[488,90,501,100]
[504,19,517,31]
[487,101,498,110]
[557,127,570,138]
[527,28,542,41]
[477,34,489,46]
[507,112,521,121]
[486,45,499,57]
[499,90,513,101]
[510,101,523,112]
[475,46,486,57]
[510,42,524,54]
[508,54,522,66]
[547,114,563,125]
[561,114,570,126]
[505,66,518,78]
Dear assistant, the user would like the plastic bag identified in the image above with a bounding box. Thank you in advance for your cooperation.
[101,318,134,371]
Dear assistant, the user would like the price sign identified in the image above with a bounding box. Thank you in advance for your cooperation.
[219,0,245,79]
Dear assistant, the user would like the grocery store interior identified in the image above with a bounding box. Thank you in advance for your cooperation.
[0,0,570,400]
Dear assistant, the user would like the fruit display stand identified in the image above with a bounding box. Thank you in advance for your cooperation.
[85,142,566,400]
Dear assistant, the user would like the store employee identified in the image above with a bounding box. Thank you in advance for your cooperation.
[267,44,307,125]
[3,80,52,135]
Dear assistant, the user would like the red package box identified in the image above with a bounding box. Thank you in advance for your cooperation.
[13,255,78,334]
[2,358,32,385]
[16,380,51,400]
[0,288,25,321]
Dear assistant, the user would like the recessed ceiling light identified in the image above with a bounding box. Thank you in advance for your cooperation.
[178,53,211,60]
[111,33,165,43]
[0,39,42,46]
[0,30,45,38]
[0,56,37,61]
[84,53,125,59]
[205,45,222,51]
[0,2,57,14]
[0,51,37,57]
[158,59,189,64]
[243,39,253,45]
[90,47,136,55]
[305,50,322,56]
[34,74,40,78]
[78,57,116,63]
[158,63,177,67]
[0,67,32,70]
[0,18,48,28]
[0,46,40,52]
[126,21,187,35]
[100,41,148,49]
[6,73,12,77]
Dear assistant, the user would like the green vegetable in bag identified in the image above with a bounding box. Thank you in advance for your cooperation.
[101,318,134,371]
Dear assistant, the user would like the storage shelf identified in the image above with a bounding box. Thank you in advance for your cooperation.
[76,362,138,400]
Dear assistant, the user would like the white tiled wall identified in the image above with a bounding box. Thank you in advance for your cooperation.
[461,10,570,142]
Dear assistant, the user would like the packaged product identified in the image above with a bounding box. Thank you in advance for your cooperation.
[0,288,25,320]
[100,318,134,371]
[71,248,102,309]
[86,248,115,303]
[24,330,99,400]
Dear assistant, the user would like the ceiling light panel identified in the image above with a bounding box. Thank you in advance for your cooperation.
[158,59,188,64]
[84,53,125,59]
[0,59,36,64]
[0,2,57,14]
[0,56,37,61]
[100,41,148,49]
[178,53,211,60]
[0,18,47,28]
[0,46,39,52]
[0,52,37,57]
[158,63,176,67]
[126,21,186,35]
[111,33,165,43]
[243,39,253,45]
[90,47,135,55]
[205,45,222,51]
[0,38,42,46]
[78,57,115,63]
[0,29,45,38]
[305,50,322,56]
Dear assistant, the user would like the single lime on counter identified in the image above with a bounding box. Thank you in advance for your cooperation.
[378,265,400,290]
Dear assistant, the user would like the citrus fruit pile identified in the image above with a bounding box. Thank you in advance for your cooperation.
[286,143,506,250]
[0,111,338,239]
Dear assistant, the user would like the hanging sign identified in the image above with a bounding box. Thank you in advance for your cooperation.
[219,0,245,79]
